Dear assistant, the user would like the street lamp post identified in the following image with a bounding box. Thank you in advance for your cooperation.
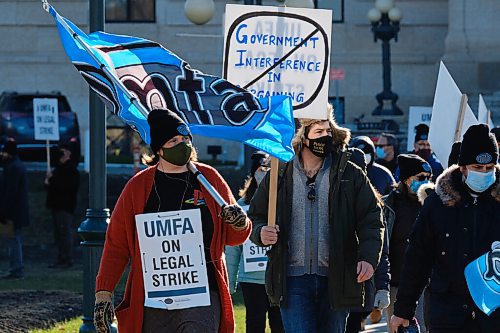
[77,0,111,332]
[368,0,403,116]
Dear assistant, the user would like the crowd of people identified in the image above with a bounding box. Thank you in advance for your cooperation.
[1,103,498,333]
[91,104,499,333]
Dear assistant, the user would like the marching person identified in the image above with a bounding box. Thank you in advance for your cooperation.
[409,124,444,182]
[225,151,284,333]
[45,142,80,269]
[491,126,500,151]
[249,104,385,333]
[384,154,434,333]
[390,124,500,333]
[0,138,29,280]
[344,152,391,333]
[93,109,251,333]
[375,132,400,175]
[351,135,395,195]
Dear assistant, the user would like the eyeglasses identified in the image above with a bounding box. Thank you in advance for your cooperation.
[306,179,316,201]
[415,175,431,181]
[308,186,316,201]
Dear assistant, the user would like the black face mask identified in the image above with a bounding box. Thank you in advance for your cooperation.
[306,135,333,158]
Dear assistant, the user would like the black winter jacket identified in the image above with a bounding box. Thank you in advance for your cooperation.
[393,165,500,331]
[0,156,29,229]
[46,161,80,213]
[249,149,384,309]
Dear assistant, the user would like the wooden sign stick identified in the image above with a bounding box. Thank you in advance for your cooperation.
[46,140,51,174]
[454,94,468,142]
[267,157,279,226]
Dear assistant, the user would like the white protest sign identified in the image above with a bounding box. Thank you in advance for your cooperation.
[407,106,432,152]
[237,204,270,272]
[242,238,270,272]
[429,62,478,168]
[478,94,494,127]
[135,209,210,310]
[223,4,332,120]
[33,98,59,141]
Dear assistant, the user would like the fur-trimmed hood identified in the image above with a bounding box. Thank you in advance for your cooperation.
[434,164,500,207]
[417,182,435,205]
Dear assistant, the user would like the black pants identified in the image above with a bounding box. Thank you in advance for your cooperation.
[240,282,284,333]
[52,210,73,263]
[345,311,369,333]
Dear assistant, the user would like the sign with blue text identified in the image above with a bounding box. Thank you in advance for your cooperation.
[135,209,210,310]
[33,98,59,141]
[223,4,332,120]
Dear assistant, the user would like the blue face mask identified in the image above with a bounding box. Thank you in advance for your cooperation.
[409,179,429,193]
[465,168,496,193]
[375,147,387,159]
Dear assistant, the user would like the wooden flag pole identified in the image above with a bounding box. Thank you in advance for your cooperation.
[454,94,468,142]
[267,157,279,226]
[46,140,51,174]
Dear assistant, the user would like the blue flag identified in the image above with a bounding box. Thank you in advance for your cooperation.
[464,244,500,315]
[49,6,295,161]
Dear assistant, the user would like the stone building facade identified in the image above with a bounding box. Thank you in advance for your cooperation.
[0,0,498,162]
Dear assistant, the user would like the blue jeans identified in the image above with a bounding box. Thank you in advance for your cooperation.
[8,230,24,277]
[280,274,348,333]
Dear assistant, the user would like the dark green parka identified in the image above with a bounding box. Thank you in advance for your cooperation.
[249,149,384,309]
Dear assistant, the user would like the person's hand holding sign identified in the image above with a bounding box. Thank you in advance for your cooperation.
[261,225,279,246]
[221,204,248,230]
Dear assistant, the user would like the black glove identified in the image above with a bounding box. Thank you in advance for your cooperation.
[221,204,248,230]
[94,291,114,333]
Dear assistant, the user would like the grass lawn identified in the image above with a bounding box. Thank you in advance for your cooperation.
[0,254,270,333]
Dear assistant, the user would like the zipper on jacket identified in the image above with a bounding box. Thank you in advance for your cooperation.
[310,199,314,273]
[472,197,478,256]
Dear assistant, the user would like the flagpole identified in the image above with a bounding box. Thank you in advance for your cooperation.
[45,1,228,208]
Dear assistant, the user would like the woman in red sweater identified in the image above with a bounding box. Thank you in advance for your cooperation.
[93,109,251,333]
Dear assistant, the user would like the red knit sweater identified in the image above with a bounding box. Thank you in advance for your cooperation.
[95,163,251,333]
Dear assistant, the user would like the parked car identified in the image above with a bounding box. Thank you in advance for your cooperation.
[0,91,81,163]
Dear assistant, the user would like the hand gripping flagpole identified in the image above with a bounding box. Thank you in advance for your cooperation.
[42,0,227,207]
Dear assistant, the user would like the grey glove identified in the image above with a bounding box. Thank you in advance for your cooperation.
[220,204,248,230]
[374,289,390,309]
[94,291,114,333]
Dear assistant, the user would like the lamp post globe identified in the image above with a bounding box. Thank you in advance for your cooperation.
[375,0,394,13]
[185,0,215,25]
[388,7,403,22]
[368,8,382,22]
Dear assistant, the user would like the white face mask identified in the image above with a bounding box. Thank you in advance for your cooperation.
[364,153,372,165]
[465,168,496,193]
[254,170,267,185]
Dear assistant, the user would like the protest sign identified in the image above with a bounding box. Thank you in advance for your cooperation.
[429,62,478,168]
[478,94,494,127]
[135,209,210,310]
[223,4,332,120]
[407,106,432,152]
[33,98,59,141]
[242,239,271,272]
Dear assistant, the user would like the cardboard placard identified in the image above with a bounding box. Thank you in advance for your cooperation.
[223,4,332,120]
[33,98,59,141]
[242,238,271,272]
[135,209,210,310]
[407,107,432,152]
[428,62,478,168]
